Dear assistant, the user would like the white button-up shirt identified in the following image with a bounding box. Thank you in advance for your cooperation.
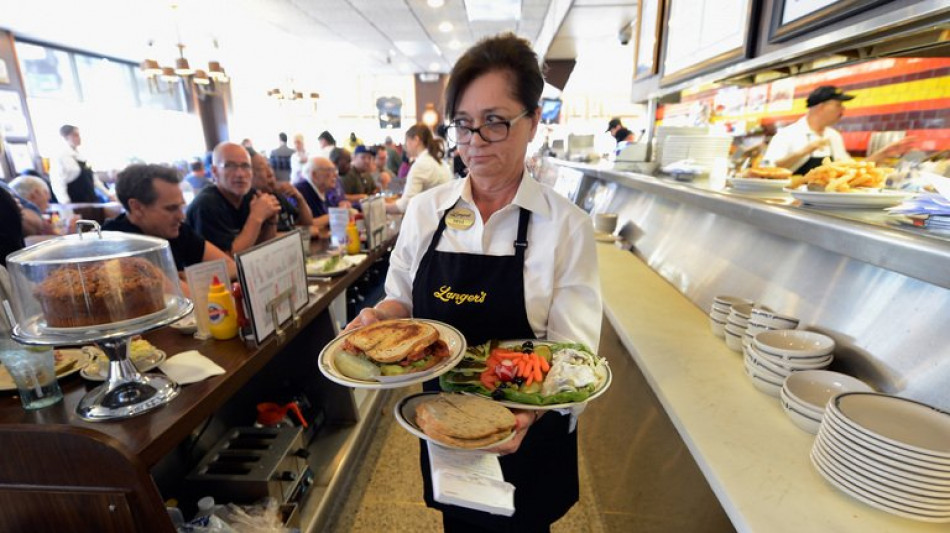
[394,150,451,212]
[764,116,851,172]
[385,170,603,351]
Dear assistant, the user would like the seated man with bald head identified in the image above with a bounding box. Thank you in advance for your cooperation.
[186,141,281,255]
[104,164,236,296]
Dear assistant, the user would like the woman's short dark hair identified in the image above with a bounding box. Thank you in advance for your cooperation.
[115,164,180,211]
[444,33,543,119]
[59,124,78,138]
[406,123,445,161]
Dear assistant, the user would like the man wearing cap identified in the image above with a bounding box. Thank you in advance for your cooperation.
[341,145,379,201]
[606,117,623,137]
[764,85,913,174]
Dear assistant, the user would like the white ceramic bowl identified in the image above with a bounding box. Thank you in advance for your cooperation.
[753,330,835,359]
[709,316,726,338]
[593,213,618,234]
[713,295,753,308]
[781,386,824,419]
[745,350,789,380]
[784,370,874,413]
[749,314,800,330]
[730,303,754,319]
[745,322,775,335]
[724,327,744,352]
[781,397,822,434]
[750,344,833,371]
[710,308,730,322]
[727,315,749,329]
[744,364,783,397]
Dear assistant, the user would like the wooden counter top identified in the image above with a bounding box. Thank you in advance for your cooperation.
[0,244,389,467]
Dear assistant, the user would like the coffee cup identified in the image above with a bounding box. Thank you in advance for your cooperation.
[593,213,618,234]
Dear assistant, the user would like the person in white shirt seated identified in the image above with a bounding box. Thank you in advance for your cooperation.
[386,123,452,213]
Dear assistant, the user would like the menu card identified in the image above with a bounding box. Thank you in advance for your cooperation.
[427,442,515,516]
[362,196,387,250]
[183,259,230,340]
[235,233,309,344]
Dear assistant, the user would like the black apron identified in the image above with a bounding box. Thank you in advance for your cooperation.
[794,156,825,176]
[412,203,579,530]
[66,158,98,203]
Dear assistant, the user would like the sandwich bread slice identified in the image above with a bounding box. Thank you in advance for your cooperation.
[415,394,516,449]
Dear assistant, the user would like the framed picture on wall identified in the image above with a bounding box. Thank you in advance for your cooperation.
[768,0,892,43]
[660,0,757,86]
[634,0,664,79]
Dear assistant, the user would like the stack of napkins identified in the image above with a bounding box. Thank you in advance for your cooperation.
[159,350,225,384]
[887,172,950,230]
[427,442,515,516]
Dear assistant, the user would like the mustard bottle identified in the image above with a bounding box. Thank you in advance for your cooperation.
[207,275,238,340]
[346,219,361,255]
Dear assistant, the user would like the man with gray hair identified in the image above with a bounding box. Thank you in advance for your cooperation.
[104,163,235,294]
[10,175,52,215]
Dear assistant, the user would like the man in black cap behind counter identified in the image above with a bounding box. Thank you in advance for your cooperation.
[606,117,623,137]
[764,85,914,174]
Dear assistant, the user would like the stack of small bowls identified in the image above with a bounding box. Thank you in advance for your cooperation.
[724,303,754,352]
[780,370,874,434]
[744,330,836,398]
[709,296,752,339]
[742,308,799,353]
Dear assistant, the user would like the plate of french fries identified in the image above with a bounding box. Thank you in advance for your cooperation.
[784,159,911,208]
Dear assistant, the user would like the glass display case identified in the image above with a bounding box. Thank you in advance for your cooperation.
[5,222,192,420]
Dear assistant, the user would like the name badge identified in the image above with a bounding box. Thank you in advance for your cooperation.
[445,208,475,230]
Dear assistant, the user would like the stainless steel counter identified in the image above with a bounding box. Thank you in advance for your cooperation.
[547,159,950,412]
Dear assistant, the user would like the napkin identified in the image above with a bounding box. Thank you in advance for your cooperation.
[159,350,225,384]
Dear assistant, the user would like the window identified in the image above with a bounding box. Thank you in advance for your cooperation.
[75,55,136,107]
[16,42,79,101]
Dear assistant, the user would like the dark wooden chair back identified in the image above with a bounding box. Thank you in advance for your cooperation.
[0,424,174,533]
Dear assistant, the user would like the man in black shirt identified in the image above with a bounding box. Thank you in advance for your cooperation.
[186,142,281,255]
[104,164,235,295]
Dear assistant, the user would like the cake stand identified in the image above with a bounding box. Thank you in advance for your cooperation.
[7,222,194,421]
[13,295,193,421]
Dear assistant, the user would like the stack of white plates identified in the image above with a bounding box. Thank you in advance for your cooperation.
[708,295,752,339]
[812,392,950,523]
[780,370,873,434]
[743,330,835,397]
[659,135,733,170]
[724,303,753,353]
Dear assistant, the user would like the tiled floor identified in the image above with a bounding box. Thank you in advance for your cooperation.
[326,386,606,532]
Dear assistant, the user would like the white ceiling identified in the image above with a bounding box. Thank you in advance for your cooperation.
[1,0,640,97]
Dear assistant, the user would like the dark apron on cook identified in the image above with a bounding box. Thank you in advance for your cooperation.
[66,158,98,203]
[412,202,579,530]
[794,156,826,176]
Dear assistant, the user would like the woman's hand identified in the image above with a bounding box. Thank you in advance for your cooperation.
[344,307,384,332]
[343,301,410,332]
[486,410,543,456]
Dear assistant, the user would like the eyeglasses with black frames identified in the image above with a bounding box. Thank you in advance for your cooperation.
[219,162,252,171]
[446,110,530,145]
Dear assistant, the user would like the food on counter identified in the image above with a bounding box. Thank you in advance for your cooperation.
[789,158,894,192]
[335,319,450,379]
[741,166,793,180]
[441,340,609,405]
[34,257,166,328]
[81,337,162,376]
[415,393,516,449]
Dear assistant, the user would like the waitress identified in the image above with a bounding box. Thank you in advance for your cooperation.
[50,124,112,204]
[763,85,913,174]
[386,122,452,213]
[348,33,602,531]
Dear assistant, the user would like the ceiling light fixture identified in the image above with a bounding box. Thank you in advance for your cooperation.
[140,4,230,98]
[438,21,453,33]
[427,0,445,7]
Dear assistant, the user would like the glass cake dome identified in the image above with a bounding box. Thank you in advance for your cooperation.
[6,223,188,345]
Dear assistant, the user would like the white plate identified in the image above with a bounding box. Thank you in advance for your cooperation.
[317,319,466,389]
[816,434,950,504]
[394,391,515,452]
[785,187,911,208]
[169,313,197,334]
[728,176,791,190]
[811,447,950,522]
[80,348,167,381]
[306,255,360,277]
[0,348,92,391]
[813,441,950,514]
[822,409,950,472]
[832,393,950,459]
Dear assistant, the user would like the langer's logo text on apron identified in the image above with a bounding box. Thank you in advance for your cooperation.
[433,285,487,305]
